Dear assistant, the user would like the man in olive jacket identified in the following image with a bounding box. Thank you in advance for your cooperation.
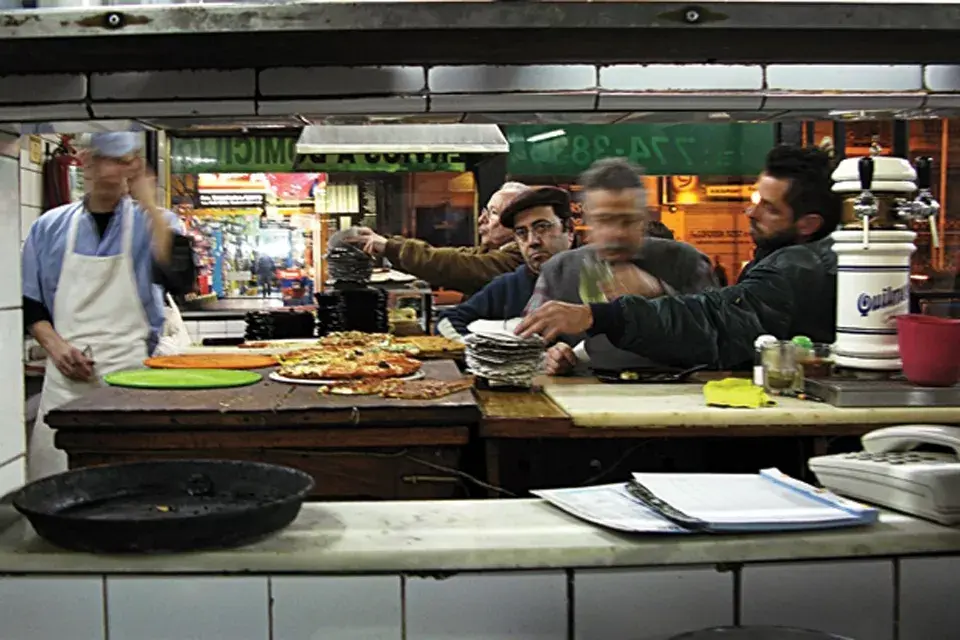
[517,145,842,371]
[347,183,526,296]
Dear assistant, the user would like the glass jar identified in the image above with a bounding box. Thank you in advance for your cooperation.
[761,340,802,395]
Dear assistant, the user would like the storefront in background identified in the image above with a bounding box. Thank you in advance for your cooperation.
[504,123,774,281]
[169,130,499,292]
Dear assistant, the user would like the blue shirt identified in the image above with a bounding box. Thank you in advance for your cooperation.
[21,198,183,352]
[437,265,538,335]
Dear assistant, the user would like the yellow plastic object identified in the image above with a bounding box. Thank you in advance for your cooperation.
[703,378,775,409]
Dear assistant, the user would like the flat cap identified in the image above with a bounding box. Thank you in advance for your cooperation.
[499,186,572,229]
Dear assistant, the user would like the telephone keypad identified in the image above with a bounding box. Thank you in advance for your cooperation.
[841,452,950,465]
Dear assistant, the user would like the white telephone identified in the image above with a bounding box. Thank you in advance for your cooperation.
[808,424,960,525]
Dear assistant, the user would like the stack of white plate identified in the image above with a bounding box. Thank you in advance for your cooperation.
[465,319,546,388]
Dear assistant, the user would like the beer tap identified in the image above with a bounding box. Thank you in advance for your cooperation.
[853,155,878,248]
[896,156,941,248]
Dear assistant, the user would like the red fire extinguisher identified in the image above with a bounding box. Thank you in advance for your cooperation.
[42,135,84,210]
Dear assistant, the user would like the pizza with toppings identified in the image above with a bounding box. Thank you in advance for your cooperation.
[394,336,465,358]
[318,331,392,348]
[314,376,475,399]
[380,376,475,399]
[278,351,422,380]
[316,379,390,396]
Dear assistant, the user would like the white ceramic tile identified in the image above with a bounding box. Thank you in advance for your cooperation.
[0,131,18,158]
[900,556,960,640]
[19,165,42,208]
[406,571,567,640]
[0,309,25,465]
[0,454,24,497]
[742,560,893,640]
[21,203,41,241]
[225,320,246,336]
[187,321,200,343]
[198,320,228,336]
[271,576,401,640]
[0,155,20,309]
[107,577,269,640]
[0,577,105,640]
[575,567,733,640]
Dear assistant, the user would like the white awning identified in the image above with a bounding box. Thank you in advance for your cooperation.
[295,124,508,155]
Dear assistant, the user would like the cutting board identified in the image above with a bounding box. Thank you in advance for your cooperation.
[543,381,960,428]
[145,354,278,370]
[104,369,263,390]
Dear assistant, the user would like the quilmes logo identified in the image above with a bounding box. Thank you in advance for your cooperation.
[857,284,910,318]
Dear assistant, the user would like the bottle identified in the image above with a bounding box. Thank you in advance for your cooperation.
[754,334,777,386]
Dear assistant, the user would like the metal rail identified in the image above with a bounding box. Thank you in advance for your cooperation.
[0,2,959,73]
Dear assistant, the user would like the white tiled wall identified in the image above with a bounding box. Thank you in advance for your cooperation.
[575,567,733,640]
[106,577,270,640]
[271,576,402,639]
[405,571,568,639]
[185,319,247,344]
[899,556,960,640]
[741,559,895,640]
[0,131,25,496]
[0,559,954,639]
[0,577,105,640]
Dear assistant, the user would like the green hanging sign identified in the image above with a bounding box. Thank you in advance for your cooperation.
[170,136,468,174]
[505,123,774,177]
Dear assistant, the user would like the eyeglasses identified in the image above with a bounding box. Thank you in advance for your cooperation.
[514,220,558,242]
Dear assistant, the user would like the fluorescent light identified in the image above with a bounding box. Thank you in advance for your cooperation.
[526,129,566,143]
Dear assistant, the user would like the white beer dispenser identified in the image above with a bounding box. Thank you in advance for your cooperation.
[830,151,940,371]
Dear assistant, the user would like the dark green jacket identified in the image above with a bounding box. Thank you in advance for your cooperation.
[589,237,837,370]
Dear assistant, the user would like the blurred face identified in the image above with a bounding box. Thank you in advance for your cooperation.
[747,174,822,251]
[83,151,140,203]
[583,188,646,263]
[513,206,572,274]
[477,190,516,249]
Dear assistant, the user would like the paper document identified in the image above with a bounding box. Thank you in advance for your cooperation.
[534,468,878,534]
[532,484,688,534]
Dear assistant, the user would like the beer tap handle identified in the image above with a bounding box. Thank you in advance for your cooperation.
[859,156,874,191]
[915,156,933,191]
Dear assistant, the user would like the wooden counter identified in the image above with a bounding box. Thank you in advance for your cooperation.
[477,376,960,495]
[47,360,480,501]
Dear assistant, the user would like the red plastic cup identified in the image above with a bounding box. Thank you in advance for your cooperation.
[896,314,960,387]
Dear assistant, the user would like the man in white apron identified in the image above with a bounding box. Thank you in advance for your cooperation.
[21,132,182,481]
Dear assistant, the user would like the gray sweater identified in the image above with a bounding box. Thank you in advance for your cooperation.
[529,238,717,370]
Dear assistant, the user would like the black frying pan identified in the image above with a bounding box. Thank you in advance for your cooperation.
[12,459,315,553]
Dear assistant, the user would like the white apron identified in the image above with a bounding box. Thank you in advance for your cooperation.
[28,201,150,481]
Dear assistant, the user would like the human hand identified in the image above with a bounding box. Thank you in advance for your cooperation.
[600,263,665,299]
[516,301,593,343]
[48,340,95,382]
[545,343,578,375]
[128,159,158,211]
[346,227,387,257]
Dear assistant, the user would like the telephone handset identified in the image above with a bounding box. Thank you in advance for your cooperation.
[809,425,960,525]
[862,424,960,457]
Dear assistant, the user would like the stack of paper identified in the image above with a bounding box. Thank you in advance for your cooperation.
[532,468,878,534]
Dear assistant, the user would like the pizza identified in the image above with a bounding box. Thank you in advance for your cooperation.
[279,352,422,380]
[379,376,475,400]
[316,379,389,396]
[394,336,465,357]
[318,331,392,348]
[314,376,475,399]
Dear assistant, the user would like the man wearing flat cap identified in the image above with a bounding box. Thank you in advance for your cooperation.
[436,186,574,337]
[21,131,189,480]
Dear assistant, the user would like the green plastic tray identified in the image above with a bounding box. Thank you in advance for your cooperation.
[103,368,263,390]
